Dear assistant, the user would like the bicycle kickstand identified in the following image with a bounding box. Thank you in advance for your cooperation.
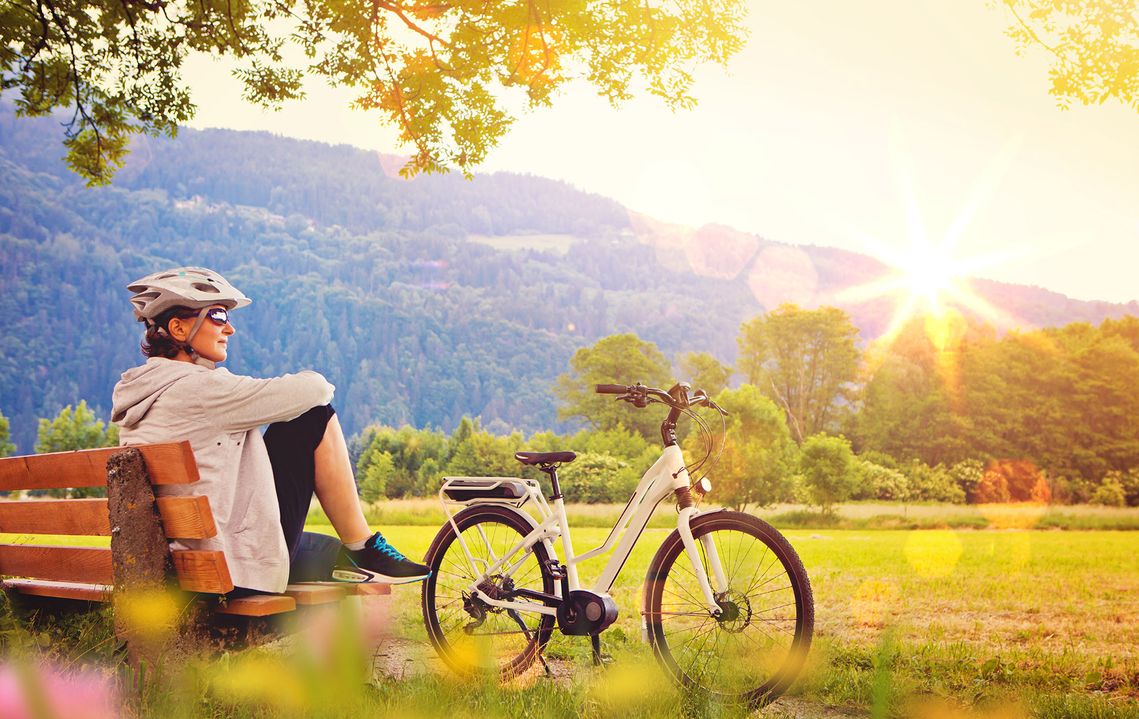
[507,608,553,678]
[590,634,612,667]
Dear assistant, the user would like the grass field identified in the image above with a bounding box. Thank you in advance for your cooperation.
[312,499,1139,532]
[294,522,1139,718]
[3,508,1138,718]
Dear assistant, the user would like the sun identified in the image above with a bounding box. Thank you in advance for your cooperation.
[900,243,957,315]
[835,129,1028,345]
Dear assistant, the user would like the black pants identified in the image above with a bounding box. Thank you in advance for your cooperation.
[239,404,343,591]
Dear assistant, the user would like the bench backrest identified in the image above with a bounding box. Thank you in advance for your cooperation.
[0,443,236,594]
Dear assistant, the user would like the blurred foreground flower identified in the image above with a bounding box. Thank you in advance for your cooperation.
[0,662,120,719]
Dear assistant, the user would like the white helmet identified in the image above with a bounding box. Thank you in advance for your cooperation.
[128,267,250,367]
[128,267,251,324]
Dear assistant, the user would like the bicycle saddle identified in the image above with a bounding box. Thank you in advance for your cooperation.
[514,451,577,466]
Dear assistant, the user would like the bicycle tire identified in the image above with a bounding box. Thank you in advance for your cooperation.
[643,510,813,707]
[421,504,556,679]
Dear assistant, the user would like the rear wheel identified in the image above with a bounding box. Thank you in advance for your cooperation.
[644,511,813,707]
[421,505,556,678]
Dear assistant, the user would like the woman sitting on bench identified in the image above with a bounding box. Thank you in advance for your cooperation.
[111,267,429,596]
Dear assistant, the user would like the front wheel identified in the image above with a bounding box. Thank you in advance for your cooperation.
[643,511,813,707]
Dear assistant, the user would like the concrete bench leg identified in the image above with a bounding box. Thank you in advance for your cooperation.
[107,448,205,686]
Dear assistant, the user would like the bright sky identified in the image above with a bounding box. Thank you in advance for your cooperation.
[183,1,1139,304]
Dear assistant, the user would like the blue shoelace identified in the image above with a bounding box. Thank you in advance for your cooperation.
[367,532,407,561]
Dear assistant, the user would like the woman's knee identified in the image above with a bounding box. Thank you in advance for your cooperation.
[264,404,336,454]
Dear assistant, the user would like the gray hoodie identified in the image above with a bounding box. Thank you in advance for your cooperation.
[112,357,335,593]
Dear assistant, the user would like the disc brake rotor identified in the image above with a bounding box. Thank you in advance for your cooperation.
[714,590,752,634]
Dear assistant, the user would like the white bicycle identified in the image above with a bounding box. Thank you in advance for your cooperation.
[420,382,813,707]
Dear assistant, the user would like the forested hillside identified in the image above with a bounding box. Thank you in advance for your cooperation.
[1,103,1135,454]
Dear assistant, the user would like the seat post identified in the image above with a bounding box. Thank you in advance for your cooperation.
[540,464,562,500]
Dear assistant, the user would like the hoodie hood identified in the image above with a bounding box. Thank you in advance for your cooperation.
[112,357,206,428]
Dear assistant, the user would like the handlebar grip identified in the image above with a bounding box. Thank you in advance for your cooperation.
[595,384,628,394]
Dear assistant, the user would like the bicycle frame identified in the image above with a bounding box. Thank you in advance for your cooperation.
[437,444,727,619]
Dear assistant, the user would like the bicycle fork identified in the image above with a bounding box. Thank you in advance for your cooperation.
[677,506,729,615]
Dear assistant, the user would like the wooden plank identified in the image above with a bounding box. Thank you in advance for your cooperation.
[171,550,234,594]
[216,594,297,617]
[0,496,216,539]
[285,583,348,605]
[2,579,112,602]
[298,581,392,597]
[0,499,110,535]
[0,545,113,584]
[0,442,199,492]
[347,583,392,596]
[157,496,217,539]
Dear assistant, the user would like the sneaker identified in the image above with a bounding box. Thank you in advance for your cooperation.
[333,532,431,584]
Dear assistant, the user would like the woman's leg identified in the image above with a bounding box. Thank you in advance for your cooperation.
[264,405,336,559]
[312,414,372,545]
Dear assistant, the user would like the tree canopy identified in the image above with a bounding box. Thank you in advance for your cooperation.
[0,0,747,185]
[556,333,674,439]
[999,0,1139,113]
[737,304,860,443]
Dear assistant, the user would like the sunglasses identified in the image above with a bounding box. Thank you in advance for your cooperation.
[204,307,230,327]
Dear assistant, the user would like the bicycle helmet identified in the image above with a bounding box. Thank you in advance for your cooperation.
[128,267,251,365]
[128,267,251,321]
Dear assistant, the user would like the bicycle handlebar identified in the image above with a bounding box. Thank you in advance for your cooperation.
[595,384,627,394]
[593,382,727,415]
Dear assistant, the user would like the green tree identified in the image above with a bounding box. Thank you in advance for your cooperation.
[737,304,860,443]
[853,317,973,466]
[35,400,118,498]
[35,400,118,453]
[2,0,746,185]
[445,429,523,478]
[799,434,857,514]
[556,333,673,439]
[559,452,637,504]
[359,451,395,504]
[999,0,1139,114]
[687,384,796,510]
[678,351,732,396]
[0,409,15,457]
[1089,476,1126,507]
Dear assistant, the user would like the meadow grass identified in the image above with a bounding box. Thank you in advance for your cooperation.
[3,517,1138,717]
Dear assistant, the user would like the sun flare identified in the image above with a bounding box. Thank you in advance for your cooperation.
[836,130,1028,346]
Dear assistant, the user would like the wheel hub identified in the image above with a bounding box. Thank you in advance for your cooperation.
[714,590,751,633]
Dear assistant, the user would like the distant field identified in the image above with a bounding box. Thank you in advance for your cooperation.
[467,233,578,254]
[308,498,1139,531]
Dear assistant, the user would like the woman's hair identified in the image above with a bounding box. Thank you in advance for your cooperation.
[140,306,201,358]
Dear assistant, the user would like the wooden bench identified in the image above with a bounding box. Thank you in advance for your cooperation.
[0,442,388,664]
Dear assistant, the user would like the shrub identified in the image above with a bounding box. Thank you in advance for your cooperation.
[800,434,857,513]
[1090,477,1126,506]
[853,459,910,501]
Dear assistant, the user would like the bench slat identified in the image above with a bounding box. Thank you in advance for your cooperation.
[215,595,297,617]
[2,580,298,617]
[0,545,234,594]
[285,584,348,605]
[0,443,199,491]
[0,545,113,584]
[1,579,112,602]
[171,550,234,594]
[0,496,217,539]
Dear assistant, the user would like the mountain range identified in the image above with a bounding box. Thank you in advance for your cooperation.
[1,102,1134,453]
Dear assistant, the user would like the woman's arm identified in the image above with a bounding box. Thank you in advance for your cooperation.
[190,368,336,431]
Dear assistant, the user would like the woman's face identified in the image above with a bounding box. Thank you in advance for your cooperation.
[168,304,236,363]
